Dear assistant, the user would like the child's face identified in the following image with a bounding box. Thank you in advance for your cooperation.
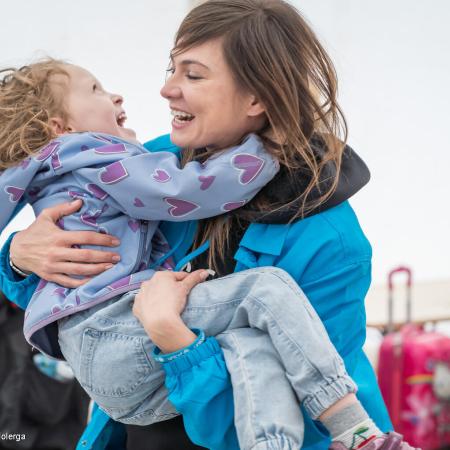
[57,65,136,141]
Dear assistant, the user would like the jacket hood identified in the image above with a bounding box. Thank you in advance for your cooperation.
[233,140,370,224]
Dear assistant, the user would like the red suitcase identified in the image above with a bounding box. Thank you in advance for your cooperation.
[377,266,450,449]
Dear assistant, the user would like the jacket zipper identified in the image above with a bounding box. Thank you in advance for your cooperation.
[132,220,149,273]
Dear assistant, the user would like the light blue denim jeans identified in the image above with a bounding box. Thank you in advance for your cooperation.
[58,267,356,450]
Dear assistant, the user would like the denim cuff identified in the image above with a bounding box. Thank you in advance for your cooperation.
[153,328,206,363]
[158,335,222,377]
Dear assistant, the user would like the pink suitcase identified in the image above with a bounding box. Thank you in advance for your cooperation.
[377,266,450,449]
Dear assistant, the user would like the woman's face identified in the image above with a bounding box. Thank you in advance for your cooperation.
[160,38,265,150]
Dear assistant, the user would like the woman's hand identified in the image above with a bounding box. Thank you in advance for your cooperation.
[10,199,121,288]
[133,270,209,353]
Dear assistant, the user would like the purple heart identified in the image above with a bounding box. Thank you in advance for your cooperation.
[95,143,128,154]
[99,161,128,184]
[165,198,200,217]
[134,197,145,207]
[35,142,60,161]
[222,200,247,211]
[35,279,48,293]
[68,190,86,198]
[198,175,215,190]
[80,145,90,151]
[81,212,98,227]
[152,169,171,183]
[86,183,108,200]
[53,287,67,298]
[51,152,62,170]
[5,186,25,202]
[232,154,265,184]
[108,275,132,290]
[20,158,31,169]
[51,305,62,314]
[128,219,140,232]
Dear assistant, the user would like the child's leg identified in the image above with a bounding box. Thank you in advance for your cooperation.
[58,290,178,425]
[217,328,304,450]
[183,267,388,449]
[182,266,357,419]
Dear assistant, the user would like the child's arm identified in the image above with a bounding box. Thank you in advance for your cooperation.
[76,134,278,221]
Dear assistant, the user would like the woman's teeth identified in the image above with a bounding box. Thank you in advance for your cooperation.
[171,109,195,123]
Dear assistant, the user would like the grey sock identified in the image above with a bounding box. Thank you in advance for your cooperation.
[321,402,370,438]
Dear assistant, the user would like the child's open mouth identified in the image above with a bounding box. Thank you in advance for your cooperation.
[116,112,127,127]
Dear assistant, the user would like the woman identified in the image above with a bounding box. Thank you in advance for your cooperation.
[1,1,394,449]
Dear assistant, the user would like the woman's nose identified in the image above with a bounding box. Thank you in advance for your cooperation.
[160,79,181,99]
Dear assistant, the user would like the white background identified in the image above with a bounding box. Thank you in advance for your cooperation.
[1,0,449,285]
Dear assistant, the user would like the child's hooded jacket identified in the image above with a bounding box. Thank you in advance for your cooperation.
[0,132,278,357]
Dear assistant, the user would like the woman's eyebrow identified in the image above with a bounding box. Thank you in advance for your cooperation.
[171,57,210,71]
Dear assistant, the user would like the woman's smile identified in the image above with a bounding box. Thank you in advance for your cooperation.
[170,108,196,129]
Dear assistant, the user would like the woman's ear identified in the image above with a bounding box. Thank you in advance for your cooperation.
[247,95,266,117]
[48,117,67,136]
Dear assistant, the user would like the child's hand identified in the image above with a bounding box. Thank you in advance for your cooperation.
[133,270,209,353]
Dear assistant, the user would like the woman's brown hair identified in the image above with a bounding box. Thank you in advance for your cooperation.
[0,59,69,170]
[175,0,348,270]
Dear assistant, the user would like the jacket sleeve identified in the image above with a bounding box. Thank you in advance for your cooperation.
[160,337,240,450]
[0,233,39,309]
[75,134,278,222]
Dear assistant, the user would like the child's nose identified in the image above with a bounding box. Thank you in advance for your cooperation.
[111,93,123,105]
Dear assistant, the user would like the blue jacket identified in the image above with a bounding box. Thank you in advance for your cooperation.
[0,134,392,449]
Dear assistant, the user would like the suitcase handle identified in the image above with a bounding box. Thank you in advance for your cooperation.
[387,266,412,332]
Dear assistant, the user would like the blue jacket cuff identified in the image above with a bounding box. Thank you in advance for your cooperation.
[157,335,222,377]
[153,328,205,363]
[0,232,39,309]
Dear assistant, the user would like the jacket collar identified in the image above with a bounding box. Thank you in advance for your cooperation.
[238,222,290,257]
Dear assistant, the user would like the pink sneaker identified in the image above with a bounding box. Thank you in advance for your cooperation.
[329,432,419,450]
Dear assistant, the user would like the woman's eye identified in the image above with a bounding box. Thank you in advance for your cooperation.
[186,73,202,80]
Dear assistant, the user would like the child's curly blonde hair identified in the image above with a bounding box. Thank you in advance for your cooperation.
[0,58,69,170]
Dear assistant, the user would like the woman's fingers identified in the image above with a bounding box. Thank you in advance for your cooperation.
[180,270,209,294]
[40,199,83,222]
[49,262,114,277]
[60,230,120,248]
[53,247,120,264]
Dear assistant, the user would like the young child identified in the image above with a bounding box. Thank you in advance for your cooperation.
[0,59,416,450]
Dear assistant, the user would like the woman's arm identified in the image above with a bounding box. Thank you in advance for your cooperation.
[132,270,240,450]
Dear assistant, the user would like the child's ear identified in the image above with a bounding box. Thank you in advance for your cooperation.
[48,117,66,136]
[246,95,266,117]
